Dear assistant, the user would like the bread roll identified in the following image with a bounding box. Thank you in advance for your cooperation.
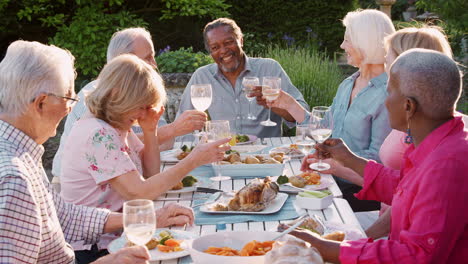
[265,236,323,264]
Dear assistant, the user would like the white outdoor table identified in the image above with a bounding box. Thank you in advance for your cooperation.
[155,137,362,264]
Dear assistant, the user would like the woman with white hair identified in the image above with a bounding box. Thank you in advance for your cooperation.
[283,49,468,263]
[269,9,395,211]
[0,40,194,264]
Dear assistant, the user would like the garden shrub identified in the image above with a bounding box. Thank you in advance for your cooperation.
[50,5,148,79]
[227,0,358,56]
[157,47,213,73]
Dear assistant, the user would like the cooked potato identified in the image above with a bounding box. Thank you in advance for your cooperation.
[227,153,241,163]
[219,161,231,165]
[263,158,281,164]
[271,155,284,163]
[171,181,183,190]
[244,156,261,164]
[289,176,307,188]
[322,231,345,242]
[232,161,243,164]
[255,155,265,162]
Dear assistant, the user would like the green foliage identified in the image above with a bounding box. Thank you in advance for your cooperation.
[157,47,213,73]
[227,0,358,56]
[160,0,230,20]
[260,45,343,109]
[50,6,148,77]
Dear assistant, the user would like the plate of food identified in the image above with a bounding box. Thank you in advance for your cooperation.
[276,172,334,192]
[166,175,199,194]
[213,153,285,177]
[160,145,194,163]
[200,177,288,215]
[234,134,257,145]
[108,229,198,261]
[268,144,305,159]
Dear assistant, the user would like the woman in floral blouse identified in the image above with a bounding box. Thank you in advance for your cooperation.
[59,54,229,250]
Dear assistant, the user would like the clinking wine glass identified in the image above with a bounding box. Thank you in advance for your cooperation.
[295,123,315,157]
[309,106,333,171]
[191,84,212,141]
[260,77,281,126]
[123,199,156,246]
[206,120,231,181]
[242,77,260,120]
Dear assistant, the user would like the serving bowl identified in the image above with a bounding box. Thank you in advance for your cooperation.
[190,231,293,264]
[295,193,333,210]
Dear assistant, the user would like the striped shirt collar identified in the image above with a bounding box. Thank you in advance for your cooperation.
[0,120,44,164]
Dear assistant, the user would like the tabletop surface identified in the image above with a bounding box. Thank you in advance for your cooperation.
[153,136,363,264]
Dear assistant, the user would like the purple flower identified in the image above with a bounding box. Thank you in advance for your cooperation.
[283,34,295,46]
[158,45,171,55]
[267,32,273,39]
[306,27,312,33]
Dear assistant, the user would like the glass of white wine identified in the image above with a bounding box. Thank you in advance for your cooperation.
[191,84,212,140]
[242,77,260,120]
[295,124,315,157]
[206,120,231,181]
[309,106,333,171]
[260,77,281,126]
[123,199,156,246]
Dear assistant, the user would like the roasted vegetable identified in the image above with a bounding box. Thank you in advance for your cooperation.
[276,175,289,185]
[181,145,189,152]
[236,134,249,143]
[182,175,198,187]
[158,230,173,245]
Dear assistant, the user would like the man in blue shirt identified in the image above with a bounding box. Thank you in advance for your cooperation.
[176,18,309,138]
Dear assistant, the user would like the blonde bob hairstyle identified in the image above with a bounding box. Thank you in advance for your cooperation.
[0,40,75,117]
[86,54,166,130]
[385,26,453,59]
[343,9,395,65]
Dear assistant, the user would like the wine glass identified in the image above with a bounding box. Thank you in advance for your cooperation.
[123,199,156,246]
[191,84,212,140]
[242,77,260,120]
[260,77,281,126]
[295,123,315,157]
[206,120,231,181]
[309,106,333,171]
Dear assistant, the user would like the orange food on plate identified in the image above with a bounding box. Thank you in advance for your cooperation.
[157,239,183,253]
[204,240,274,257]
[299,171,321,185]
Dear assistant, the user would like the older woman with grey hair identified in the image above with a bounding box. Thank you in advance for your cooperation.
[283,49,468,263]
[0,40,196,263]
[270,9,395,211]
[52,27,207,179]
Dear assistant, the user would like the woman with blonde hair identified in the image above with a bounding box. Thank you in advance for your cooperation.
[60,54,229,256]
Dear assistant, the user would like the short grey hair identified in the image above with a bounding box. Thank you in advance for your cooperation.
[390,49,462,119]
[203,18,243,52]
[343,9,395,64]
[106,27,153,62]
[0,40,75,117]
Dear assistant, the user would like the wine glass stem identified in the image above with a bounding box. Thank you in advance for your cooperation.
[268,106,272,121]
[248,100,252,117]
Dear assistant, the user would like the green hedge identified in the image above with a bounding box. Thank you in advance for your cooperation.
[227,0,358,56]
[157,47,213,73]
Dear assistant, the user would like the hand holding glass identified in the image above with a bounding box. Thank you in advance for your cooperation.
[123,199,156,246]
[206,120,231,181]
[309,106,333,171]
[191,84,212,140]
[242,77,260,120]
[260,77,281,127]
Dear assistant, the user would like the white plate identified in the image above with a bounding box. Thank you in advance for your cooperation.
[269,144,304,159]
[278,175,334,192]
[108,229,198,261]
[235,134,257,145]
[230,145,267,153]
[160,149,183,163]
[199,192,288,214]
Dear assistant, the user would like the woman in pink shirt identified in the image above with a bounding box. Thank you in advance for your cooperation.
[286,50,468,263]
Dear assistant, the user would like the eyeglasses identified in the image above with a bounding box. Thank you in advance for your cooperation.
[48,93,80,108]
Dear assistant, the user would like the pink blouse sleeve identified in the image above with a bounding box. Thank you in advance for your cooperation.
[84,127,138,184]
[340,159,468,263]
[355,161,400,205]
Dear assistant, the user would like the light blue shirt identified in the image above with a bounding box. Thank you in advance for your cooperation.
[329,71,391,162]
[52,80,167,177]
[176,56,309,138]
